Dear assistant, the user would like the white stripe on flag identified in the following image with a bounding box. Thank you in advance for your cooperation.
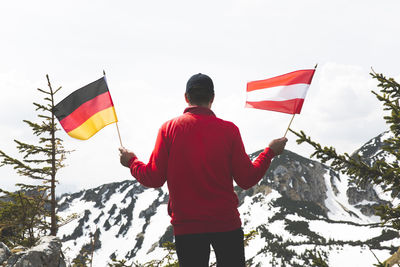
[246,83,310,102]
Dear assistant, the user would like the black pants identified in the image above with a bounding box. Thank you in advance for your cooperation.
[175,228,245,267]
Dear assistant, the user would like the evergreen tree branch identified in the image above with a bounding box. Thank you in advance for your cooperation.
[23,159,51,164]
[33,102,50,112]
[13,140,52,158]
[37,88,50,95]
[39,136,64,145]
[289,129,387,188]
[54,86,62,95]
[37,114,52,120]
[1,149,51,180]
[15,183,51,189]
[22,120,51,136]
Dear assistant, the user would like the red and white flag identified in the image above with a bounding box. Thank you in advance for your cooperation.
[246,69,315,114]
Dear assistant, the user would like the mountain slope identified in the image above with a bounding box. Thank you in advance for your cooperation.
[57,132,400,266]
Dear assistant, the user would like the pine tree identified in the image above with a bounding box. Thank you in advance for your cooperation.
[0,188,49,247]
[290,70,400,266]
[0,75,70,239]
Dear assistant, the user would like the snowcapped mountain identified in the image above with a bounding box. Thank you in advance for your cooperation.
[57,132,400,266]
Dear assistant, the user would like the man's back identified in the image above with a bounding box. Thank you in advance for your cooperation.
[164,106,242,235]
[129,106,275,235]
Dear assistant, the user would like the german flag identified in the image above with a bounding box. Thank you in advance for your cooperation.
[54,77,118,140]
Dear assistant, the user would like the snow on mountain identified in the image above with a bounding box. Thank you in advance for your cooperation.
[354,130,400,207]
[57,132,400,266]
[58,182,171,265]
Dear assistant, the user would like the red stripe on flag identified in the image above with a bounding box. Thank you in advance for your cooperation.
[245,98,305,114]
[59,91,114,132]
[247,69,315,92]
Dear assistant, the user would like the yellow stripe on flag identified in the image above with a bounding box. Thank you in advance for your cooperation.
[67,106,118,140]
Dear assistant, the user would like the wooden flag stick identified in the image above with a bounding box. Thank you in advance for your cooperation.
[103,69,124,147]
[284,114,296,137]
[115,122,124,148]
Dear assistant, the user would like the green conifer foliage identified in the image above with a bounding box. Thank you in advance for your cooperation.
[290,71,400,266]
[0,75,70,242]
[0,188,49,247]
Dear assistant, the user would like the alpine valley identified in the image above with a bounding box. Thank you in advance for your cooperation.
[57,131,400,266]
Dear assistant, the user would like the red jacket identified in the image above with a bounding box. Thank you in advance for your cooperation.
[129,106,275,235]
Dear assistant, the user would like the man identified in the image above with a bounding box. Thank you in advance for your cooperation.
[119,73,287,266]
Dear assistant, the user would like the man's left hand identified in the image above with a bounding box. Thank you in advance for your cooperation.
[119,147,136,168]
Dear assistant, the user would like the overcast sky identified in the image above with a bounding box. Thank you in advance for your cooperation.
[0,0,399,195]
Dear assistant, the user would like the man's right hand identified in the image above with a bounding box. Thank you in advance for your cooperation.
[268,137,288,156]
[119,147,137,168]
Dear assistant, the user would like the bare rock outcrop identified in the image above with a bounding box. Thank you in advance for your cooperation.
[2,236,65,267]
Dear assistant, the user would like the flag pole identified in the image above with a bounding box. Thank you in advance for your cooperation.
[284,114,295,137]
[115,122,124,148]
[103,70,124,148]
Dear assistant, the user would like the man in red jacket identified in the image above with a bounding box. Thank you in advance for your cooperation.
[120,73,287,267]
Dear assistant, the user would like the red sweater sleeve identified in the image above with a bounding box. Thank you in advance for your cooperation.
[231,127,275,190]
[129,126,168,188]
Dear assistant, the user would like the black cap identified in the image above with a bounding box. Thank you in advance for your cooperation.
[186,73,214,94]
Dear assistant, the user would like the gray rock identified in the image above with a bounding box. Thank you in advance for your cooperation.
[263,150,329,213]
[347,184,390,216]
[5,236,66,267]
[0,242,11,264]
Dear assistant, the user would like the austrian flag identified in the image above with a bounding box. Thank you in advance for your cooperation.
[246,69,315,114]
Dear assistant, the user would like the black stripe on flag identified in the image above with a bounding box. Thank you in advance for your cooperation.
[54,77,109,121]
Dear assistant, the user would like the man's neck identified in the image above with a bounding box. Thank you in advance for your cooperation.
[188,103,212,109]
